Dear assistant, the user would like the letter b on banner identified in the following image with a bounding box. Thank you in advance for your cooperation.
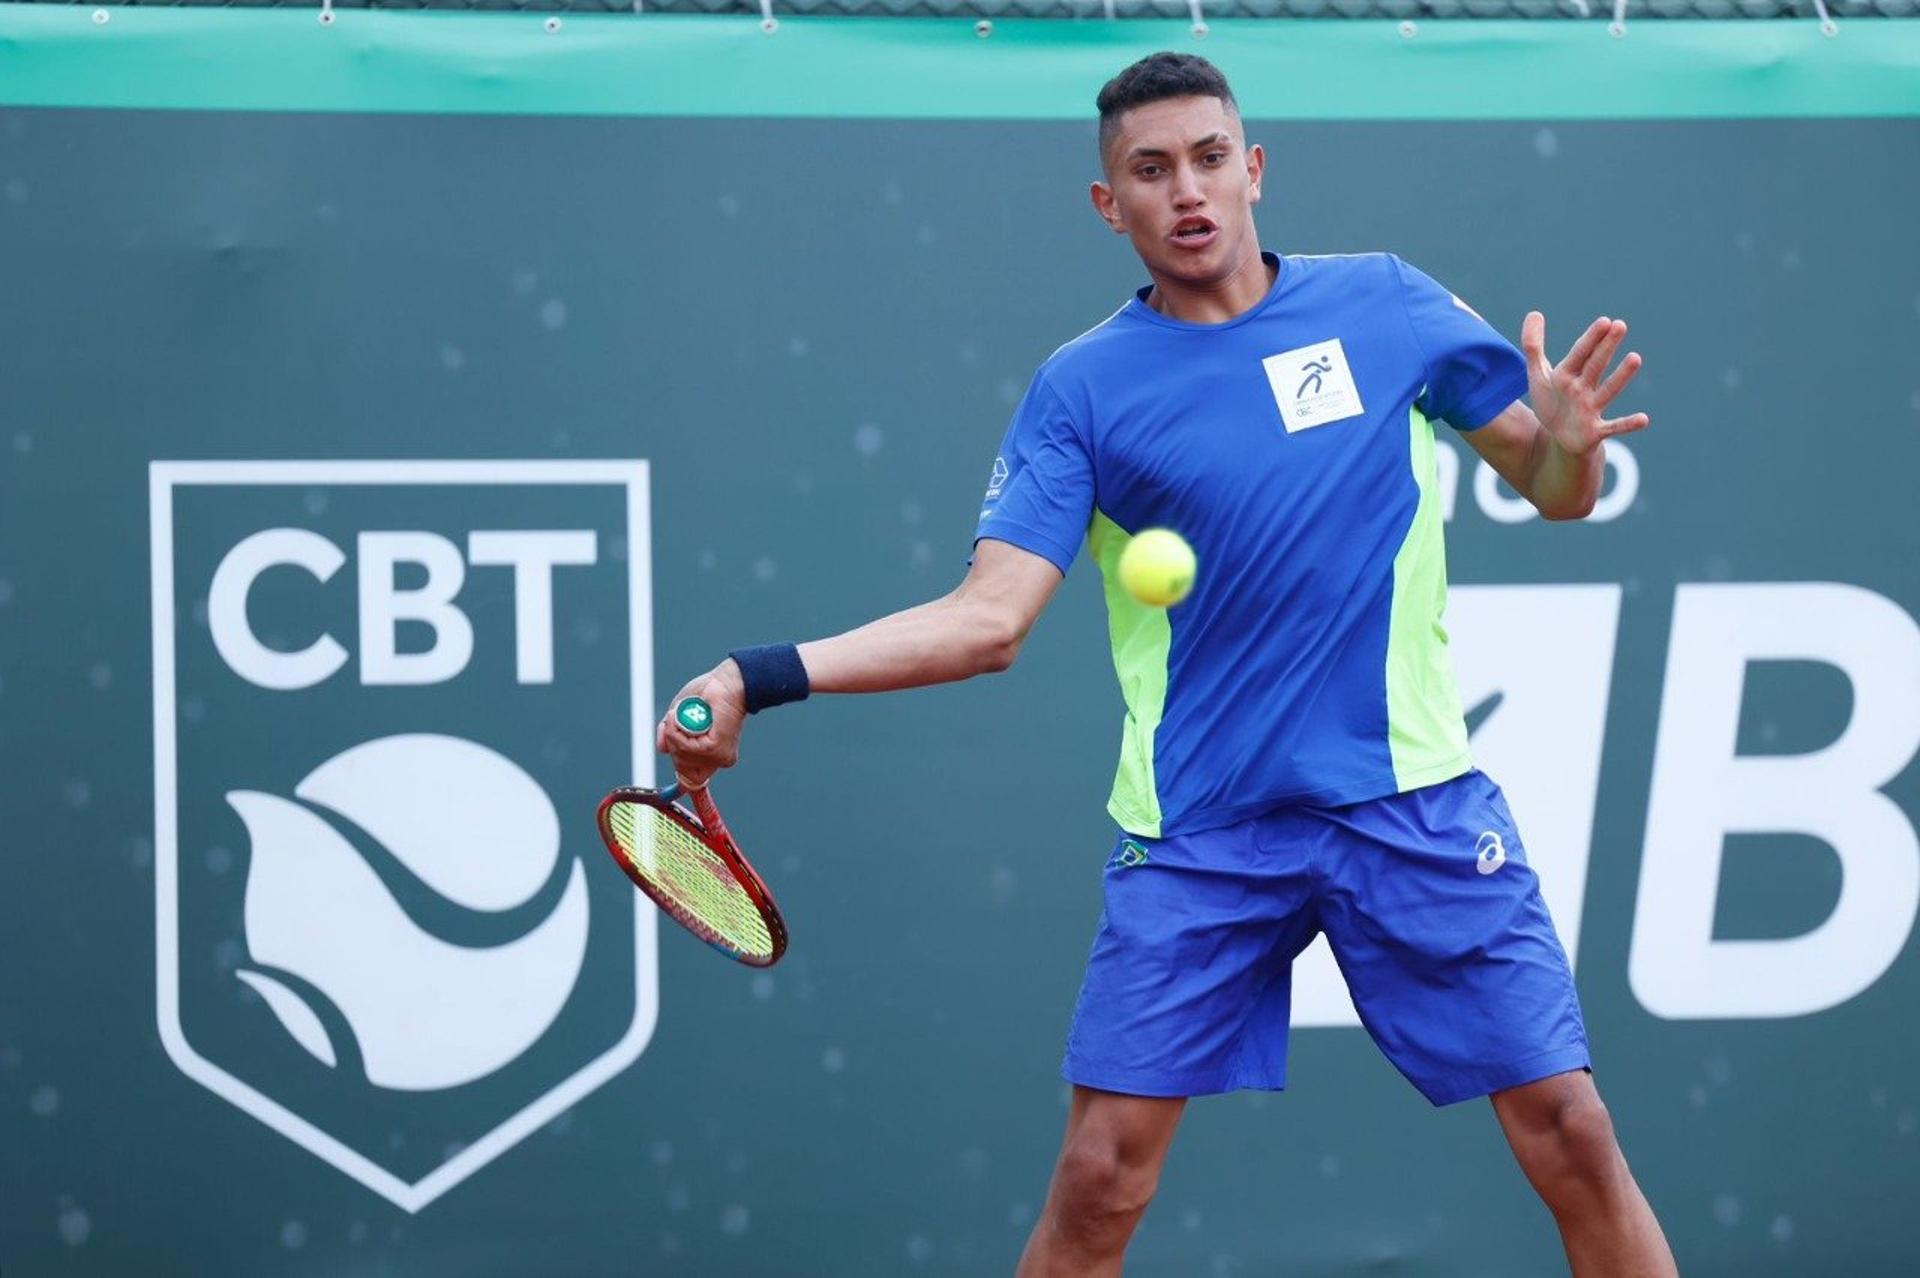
[1631,583,1920,1019]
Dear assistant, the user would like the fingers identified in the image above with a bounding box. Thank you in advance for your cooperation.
[656,675,740,790]
[1593,349,1643,409]
[1601,412,1651,439]
[1521,310,1546,364]
[674,764,716,792]
[659,732,735,791]
[1559,315,1610,378]
[658,711,735,763]
[1579,319,1628,388]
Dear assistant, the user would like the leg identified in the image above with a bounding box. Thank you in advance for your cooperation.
[1025,820,1308,1274]
[1492,1069,1677,1278]
[1309,773,1667,1269]
[1015,1086,1186,1278]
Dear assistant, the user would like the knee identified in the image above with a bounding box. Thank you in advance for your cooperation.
[1052,1137,1162,1241]
[1517,1091,1624,1203]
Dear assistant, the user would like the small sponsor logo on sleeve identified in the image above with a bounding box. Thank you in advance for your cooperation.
[985,455,1010,500]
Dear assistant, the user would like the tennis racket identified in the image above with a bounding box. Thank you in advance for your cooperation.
[596,697,789,967]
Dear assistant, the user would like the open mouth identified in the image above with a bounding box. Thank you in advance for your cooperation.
[1171,218,1218,246]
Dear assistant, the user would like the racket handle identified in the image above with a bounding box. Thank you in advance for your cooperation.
[688,784,732,845]
[674,696,714,735]
[667,697,715,809]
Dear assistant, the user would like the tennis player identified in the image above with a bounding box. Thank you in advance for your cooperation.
[660,52,1676,1277]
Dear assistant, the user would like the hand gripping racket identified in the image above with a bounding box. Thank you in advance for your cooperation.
[596,696,789,967]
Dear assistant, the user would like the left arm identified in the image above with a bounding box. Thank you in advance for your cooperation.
[1464,312,1649,521]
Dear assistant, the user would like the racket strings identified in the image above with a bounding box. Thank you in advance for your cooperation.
[606,801,776,961]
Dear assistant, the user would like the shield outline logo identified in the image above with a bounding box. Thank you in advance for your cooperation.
[148,459,659,1213]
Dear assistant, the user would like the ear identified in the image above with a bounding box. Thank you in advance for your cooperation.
[1246,142,1266,206]
[1090,180,1126,234]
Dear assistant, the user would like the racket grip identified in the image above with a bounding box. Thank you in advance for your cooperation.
[674,696,714,735]
[688,785,732,845]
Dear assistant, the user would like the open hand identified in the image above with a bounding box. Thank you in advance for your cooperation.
[1522,312,1650,457]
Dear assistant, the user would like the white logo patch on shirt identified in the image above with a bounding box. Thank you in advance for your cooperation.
[1262,338,1366,434]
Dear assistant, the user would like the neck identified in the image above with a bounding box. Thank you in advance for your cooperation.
[1143,247,1275,324]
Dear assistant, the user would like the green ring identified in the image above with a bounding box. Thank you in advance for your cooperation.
[674,697,713,735]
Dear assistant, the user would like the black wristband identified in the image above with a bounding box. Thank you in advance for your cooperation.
[728,643,811,714]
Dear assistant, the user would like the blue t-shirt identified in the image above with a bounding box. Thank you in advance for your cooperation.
[975,251,1528,838]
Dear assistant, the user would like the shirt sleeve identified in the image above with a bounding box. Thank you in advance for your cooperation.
[971,371,1094,575]
[1391,254,1529,432]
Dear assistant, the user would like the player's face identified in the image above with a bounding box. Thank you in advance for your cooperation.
[1092,96,1265,286]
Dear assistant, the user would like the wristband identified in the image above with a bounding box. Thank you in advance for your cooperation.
[727,643,811,714]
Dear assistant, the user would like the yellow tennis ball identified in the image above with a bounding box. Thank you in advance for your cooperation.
[1117,528,1196,607]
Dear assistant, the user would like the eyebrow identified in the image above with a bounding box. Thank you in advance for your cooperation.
[1124,132,1231,162]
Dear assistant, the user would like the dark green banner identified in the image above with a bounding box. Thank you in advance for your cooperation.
[1,13,1916,1277]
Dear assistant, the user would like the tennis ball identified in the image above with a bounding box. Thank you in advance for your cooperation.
[1117,528,1196,607]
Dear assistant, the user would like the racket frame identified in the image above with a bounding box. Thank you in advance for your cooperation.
[596,782,789,967]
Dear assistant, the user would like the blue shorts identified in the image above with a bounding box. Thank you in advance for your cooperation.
[1062,770,1590,1107]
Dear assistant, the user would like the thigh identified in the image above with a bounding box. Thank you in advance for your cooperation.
[1057,1085,1189,1171]
[1314,771,1591,1107]
[1064,822,1317,1098]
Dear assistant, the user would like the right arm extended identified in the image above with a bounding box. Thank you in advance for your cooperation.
[656,538,1065,787]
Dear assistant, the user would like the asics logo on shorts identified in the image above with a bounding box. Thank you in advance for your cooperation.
[1475,831,1508,876]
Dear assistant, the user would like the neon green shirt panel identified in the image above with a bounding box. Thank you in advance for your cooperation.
[1089,509,1169,839]
[1386,404,1473,791]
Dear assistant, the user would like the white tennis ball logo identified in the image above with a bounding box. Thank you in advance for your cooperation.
[226,734,588,1091]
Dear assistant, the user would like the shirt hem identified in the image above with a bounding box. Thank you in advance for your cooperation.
[1105,795,1162,839]
[1111,754,1474,839]
[1446,368,1530,432]
[972,526,1077,576]
[1391,752,1476,795]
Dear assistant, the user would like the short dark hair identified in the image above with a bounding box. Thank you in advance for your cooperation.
[1096,52,1239,164]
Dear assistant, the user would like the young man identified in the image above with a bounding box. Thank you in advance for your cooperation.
[660,53,1676,1278]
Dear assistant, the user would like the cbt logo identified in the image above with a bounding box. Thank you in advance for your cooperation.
[149,461,656,1211]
